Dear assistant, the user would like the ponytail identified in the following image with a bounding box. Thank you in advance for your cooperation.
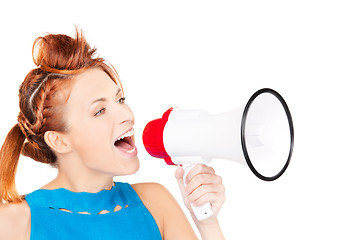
[21,141,56,165]
[0,124,26,204]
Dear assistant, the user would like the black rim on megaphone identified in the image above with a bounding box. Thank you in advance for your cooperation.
[241,88,294,181]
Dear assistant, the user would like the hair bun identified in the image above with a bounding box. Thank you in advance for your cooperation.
[32,29,97,71]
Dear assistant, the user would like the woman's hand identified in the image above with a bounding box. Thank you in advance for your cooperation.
[175,164,226,224]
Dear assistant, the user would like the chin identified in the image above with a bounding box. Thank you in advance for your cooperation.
[127,157,140,175]
[117,156,140,176]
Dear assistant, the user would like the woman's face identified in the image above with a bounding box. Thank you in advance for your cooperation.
[62,67,139,176]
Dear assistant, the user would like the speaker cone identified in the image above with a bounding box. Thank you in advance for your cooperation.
[241,88,294,181]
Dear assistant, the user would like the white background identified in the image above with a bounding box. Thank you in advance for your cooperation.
[0,1,347,239]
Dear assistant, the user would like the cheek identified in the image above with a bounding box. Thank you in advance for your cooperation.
[71,120,110,155]
[72,128,113,169]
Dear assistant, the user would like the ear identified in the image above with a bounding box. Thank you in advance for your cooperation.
[44,131,72,154]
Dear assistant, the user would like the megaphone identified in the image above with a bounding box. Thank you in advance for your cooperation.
[142,88,294,220]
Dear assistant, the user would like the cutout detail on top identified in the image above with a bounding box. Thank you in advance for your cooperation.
[78,211,91,215]
[114,205,122,212]
[98,210,110,214]
[51,203,129,215]
[59,208,73,213]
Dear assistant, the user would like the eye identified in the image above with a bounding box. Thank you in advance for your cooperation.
[117,97,126,103]
[94,108,106,117]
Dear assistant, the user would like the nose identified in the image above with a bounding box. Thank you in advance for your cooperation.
[112,104,135,125]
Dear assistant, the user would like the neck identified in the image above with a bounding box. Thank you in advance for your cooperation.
[43,155,115,193]
[53,170,115,193]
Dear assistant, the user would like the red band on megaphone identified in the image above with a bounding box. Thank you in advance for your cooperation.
[142,108,175,165]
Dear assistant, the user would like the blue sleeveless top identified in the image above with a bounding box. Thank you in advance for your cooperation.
[25,182,162,240]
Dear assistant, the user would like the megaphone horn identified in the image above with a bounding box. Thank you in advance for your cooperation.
[142,88,294,220]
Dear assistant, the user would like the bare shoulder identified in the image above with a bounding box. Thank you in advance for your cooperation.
[131,183,173,221]
[131,182,181,217]
[131,183,197,240]
[0,200,31,240]
[132,182,173,202]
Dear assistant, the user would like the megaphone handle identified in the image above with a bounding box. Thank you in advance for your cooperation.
[182,164,213,221]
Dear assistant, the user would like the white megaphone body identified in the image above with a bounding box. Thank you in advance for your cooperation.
[142,88,294,221]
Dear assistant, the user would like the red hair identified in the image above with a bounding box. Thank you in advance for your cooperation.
[0,28,122,203]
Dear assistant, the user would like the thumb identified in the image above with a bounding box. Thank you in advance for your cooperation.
[175,165,188,201]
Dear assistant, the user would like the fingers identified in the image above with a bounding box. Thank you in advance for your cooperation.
[184,164,215,184]
[175,164,226,216]
[187,182,225,207]
[185,172,222,196]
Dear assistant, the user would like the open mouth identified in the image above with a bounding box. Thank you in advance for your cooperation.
[114,129,136,154]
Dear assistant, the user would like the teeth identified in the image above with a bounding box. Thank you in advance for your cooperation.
[116,129,134,141]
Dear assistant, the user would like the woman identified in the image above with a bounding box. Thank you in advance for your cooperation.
[0,29,225,239]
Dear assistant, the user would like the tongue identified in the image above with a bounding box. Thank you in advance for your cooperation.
[115,139,134,151]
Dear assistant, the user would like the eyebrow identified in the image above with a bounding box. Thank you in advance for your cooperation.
[89,88,122,107]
